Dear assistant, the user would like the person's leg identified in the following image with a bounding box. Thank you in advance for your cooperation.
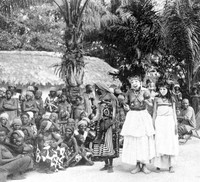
[100,158,109,171]
[3,156,33,179]
[82,155,94,166]
[178,124,187,139]
[107,158,114,173]
[131,162,141,174]
[141,163,151,174]
[169,166,175,173]
[0,168,8,182]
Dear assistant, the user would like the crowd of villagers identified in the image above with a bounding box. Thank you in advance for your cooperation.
[0,69,199,181]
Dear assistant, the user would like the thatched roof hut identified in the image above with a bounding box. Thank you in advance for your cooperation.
[0,51,120,87]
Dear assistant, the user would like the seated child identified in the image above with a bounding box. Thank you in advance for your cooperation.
[75,134,94,166]
[61,126,79,168]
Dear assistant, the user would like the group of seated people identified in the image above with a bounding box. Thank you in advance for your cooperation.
[0,85,100,181]
[0,83,198,181]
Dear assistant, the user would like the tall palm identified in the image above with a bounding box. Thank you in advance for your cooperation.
[53,0,117,102]
[96,0,162,85]
[162,0,200,89]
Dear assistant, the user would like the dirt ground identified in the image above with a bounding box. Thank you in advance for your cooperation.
[8,137,200,182]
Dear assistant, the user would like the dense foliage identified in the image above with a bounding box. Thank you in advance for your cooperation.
[1,0,200,91]
[0,4,64,51]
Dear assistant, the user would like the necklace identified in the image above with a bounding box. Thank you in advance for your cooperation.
[133,89,140,97]
[161,97,168,103]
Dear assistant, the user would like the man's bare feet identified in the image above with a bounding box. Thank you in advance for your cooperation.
[142,165,151,174]
[169,166,175,173]
[130,165,140,174]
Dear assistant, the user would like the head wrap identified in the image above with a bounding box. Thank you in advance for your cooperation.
[64,126,74,133]
[12,118,22,126]
[50,87,57,92]
[27,86,35,92]
[27,112,34,120]
[77,119,88,127]
[40,120,52,132]
[82,117,90,123]
[42,113,51,119]
[95,82,111,93]
[12,130,25,138]
[26,91,34,98]
[21,112,30,118]
[57,90,62,95]
[0,113,9,120]
[174,84,180,88]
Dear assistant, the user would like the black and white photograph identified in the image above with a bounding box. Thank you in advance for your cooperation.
[0,0,200,182]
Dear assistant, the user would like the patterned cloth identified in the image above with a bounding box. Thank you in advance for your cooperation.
[36,144,65,172]
[92,103,119,161]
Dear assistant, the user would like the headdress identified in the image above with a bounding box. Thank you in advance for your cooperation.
[174,84,180,88]
[40,120,52,132]
[27,112,34,120]
[77,119,88,127]
[26,91,34,98]
[50,87,57,92]
[27,86,35,92]
[12,118,22,126]
[0,113,9,120]
[12,130,25,138]
[64,126,74,133]
[127,64,145,82]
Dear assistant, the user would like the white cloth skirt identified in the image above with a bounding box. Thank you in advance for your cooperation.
[154,115,178,156]
[153,106,179,168]
[121,110,155,165]
[122,135,155,165]
[153,156,176,169]
[121,110,155,137]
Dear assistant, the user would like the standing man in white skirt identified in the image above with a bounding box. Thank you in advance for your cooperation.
[121,74,155,174]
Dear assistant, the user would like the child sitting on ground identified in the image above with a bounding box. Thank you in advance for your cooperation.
[75,134,94,166]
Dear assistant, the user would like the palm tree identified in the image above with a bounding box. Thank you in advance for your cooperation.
[95,0,162,85]
[162,0,200,90]
[53,0,117,102]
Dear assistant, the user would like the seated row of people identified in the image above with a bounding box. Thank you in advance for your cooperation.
[0,109,96,181]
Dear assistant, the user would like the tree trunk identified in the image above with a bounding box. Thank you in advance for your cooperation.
[68,86,82,104]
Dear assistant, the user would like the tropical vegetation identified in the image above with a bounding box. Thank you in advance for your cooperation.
[1,0,200,94]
